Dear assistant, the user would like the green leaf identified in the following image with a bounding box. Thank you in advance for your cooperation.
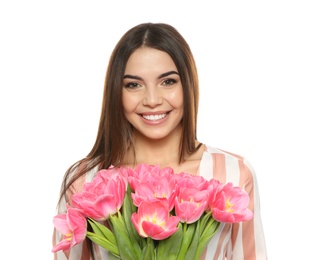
[87,218,117,246]
[200,215,219,240]
[122,186,144,247]
[177,222,196,260]
[141,237,155,260]
[109,212,142,260]
[108,252,122,260]
[86,231,119,256]
[194,217,220,259]
[198,212,212,234]
[156,223,183,260]
[184,221,200,260]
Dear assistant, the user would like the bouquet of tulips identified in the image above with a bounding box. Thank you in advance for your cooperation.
[52,164,253,259]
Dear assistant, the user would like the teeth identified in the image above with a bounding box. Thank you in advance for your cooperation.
[142,114,167,121]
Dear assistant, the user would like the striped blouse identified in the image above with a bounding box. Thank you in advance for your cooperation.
[53,145,267,260]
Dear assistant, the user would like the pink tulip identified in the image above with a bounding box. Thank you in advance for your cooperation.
[207,178,222,191]
[52,207,87,253]
[131,201,180,240]
[208,182,253,223]
[127,164,175,190]
[175,172,209,190]
[72,168,126,221]
[129,164,178,212]
[100,165,129,184]
[175,187,209,224]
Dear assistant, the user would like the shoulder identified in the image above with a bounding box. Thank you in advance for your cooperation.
[204,144,244,160]
[204,144,253,168]
[58,159,100,213]
[69,160,100,187]
[201,144,257,187]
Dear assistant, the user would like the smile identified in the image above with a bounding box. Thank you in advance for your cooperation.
[142,113,167,121]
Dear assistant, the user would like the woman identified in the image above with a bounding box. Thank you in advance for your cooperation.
[53,22,267,259]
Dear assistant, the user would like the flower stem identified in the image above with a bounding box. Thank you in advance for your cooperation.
[177,222,196,260]
[142,237,155,260]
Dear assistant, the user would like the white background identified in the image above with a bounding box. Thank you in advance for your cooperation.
[1,1,323,259]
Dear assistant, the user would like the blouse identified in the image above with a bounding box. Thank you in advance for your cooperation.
[53,144,267,259]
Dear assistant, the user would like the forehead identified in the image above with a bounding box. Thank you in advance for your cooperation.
[125,47,177,74]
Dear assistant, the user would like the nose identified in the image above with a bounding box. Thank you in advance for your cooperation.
[142,86,163,107]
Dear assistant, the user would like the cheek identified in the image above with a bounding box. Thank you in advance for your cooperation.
[168,88,184,109]
[122,96,129,113]
[122,92,137,113]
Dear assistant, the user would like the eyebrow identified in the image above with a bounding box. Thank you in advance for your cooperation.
[123,70,179,80]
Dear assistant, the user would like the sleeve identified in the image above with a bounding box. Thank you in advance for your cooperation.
[228,158,268,260]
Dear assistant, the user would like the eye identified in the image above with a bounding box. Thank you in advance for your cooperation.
[124,82,141,89]
[161,79,177,86]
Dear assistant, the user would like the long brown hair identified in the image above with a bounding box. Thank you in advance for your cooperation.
[58,22,200,209]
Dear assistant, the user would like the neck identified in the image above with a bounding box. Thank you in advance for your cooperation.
[124,129,182,168]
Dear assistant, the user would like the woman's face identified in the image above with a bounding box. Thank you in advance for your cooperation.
[122,47,184,140]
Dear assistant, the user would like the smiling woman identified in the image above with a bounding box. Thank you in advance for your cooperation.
[122,47,184,143]
[52,22,268,260]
